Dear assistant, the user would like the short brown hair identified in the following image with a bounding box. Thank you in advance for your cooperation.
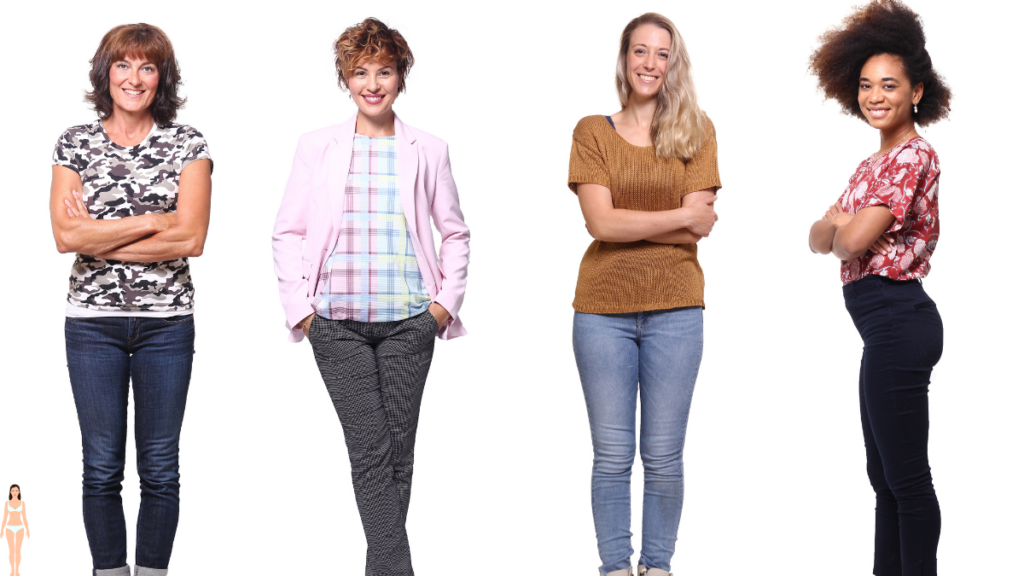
[809,0,951,127]
[334,18,414,92]
[85,23,185,127]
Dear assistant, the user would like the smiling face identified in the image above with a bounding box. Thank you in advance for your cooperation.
[347,59,399,123]
[625,24,671,102]
[108,56,159,116]
[858,53,923,132]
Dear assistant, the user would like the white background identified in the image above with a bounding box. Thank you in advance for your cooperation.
[1,1,1021,574]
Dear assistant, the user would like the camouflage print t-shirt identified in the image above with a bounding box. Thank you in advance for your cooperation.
[53,121,212,313]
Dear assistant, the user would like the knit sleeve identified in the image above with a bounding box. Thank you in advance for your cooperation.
[682,117,721,194]
[568,117,610,194]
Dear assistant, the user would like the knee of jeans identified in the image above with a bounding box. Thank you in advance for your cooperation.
[640,451,683,478]
[82,459,126,494]
[887,469,937,501]
[137,442,180,486]
[592,444,635,476]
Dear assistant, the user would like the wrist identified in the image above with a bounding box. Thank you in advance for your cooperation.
[676,206,694,229]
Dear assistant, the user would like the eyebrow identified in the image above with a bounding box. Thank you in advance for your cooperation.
[631,43,669,51]
[860,77,901,82]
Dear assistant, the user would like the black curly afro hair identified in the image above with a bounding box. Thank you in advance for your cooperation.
[809,0,951,126]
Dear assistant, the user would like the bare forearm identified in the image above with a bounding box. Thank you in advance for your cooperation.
[809,219,838,254]
[831,225,869,260]
[55,215,162,255]
[99,226,204,262]
[645,228,702,245]
[590,207,692,243]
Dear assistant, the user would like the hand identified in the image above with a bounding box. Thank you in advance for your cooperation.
[822,201,844,220]
[830,212,854,227]
[868,232,896,255]
[64,190,90,219]
[684,195,718,237]
[300,313,314,338]
[428,302,450,330]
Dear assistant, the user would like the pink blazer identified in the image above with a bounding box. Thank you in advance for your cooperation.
[272,113,470,342]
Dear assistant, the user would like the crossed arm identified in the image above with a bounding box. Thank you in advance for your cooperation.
[577,183,719,244]
[809,201,896,260]
[50,160,212,261]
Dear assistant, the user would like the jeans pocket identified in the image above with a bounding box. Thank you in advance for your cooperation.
[160,314,195,324]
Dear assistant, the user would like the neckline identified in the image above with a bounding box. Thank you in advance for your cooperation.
[99,119,159,151]
[866,135,923,168]
[601,115,653,149]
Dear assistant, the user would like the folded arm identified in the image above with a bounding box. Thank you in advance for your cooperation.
[50,165,174,255]
[92,160,212,262]
[809,204,895,260]
[577,183,717,243]
[644,189,718,244]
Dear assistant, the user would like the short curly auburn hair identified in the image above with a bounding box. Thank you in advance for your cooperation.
[809,0,951,126]
[85,23,185,127]
[334,18,414,93]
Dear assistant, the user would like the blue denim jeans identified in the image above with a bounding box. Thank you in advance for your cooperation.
[65,316,195,576]
[573,307,703,575]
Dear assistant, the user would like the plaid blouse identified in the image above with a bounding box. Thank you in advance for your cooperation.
[313,135,431,322]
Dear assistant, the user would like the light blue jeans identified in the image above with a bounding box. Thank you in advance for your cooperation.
[573,307,703,575]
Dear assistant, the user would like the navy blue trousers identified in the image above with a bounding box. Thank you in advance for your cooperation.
[844,275,942,576]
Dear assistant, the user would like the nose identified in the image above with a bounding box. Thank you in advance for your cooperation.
[868,85,884,103]
[368,74,379,91]
[128,67,141,86]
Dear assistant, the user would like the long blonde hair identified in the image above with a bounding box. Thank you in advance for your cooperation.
[616,13,705,161]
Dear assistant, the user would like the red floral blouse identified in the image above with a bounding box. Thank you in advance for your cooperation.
[837,137,940,285]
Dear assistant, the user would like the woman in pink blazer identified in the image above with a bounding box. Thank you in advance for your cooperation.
[271,18,469,575]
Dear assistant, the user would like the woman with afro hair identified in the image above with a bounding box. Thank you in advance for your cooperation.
[807,1,951,574]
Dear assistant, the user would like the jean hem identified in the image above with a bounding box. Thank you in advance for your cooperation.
[94,566,131,576]
[135,565,169,576]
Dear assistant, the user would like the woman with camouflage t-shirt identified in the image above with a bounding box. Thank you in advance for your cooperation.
[48,23,212,576]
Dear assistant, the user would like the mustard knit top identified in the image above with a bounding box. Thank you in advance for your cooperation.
[567,115,721,314]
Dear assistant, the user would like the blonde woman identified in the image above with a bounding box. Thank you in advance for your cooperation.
[2,485,30,576]
[568,13,720,576]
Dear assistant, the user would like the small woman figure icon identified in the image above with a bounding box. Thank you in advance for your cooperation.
[1,485,29,576]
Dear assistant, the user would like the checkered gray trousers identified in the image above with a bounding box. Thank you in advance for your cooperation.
[308,311,436,576]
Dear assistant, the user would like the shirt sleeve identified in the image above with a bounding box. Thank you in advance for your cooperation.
[567,119,610,194]
[866,146,932,233]
[682,116,721,195]
[52,129,83,173]
[181,129,213,175]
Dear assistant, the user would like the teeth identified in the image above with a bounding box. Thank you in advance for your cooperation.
[639,74,656,81]
[124,89,142,95]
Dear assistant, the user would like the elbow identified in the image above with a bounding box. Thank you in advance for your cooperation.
[833,236,868,260]
[186,239,205,258]
[54,232,75,254]
[586,221,613,242]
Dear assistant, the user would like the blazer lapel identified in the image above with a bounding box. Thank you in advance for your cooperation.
[328,114,358,233]
[394,115,419,240]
